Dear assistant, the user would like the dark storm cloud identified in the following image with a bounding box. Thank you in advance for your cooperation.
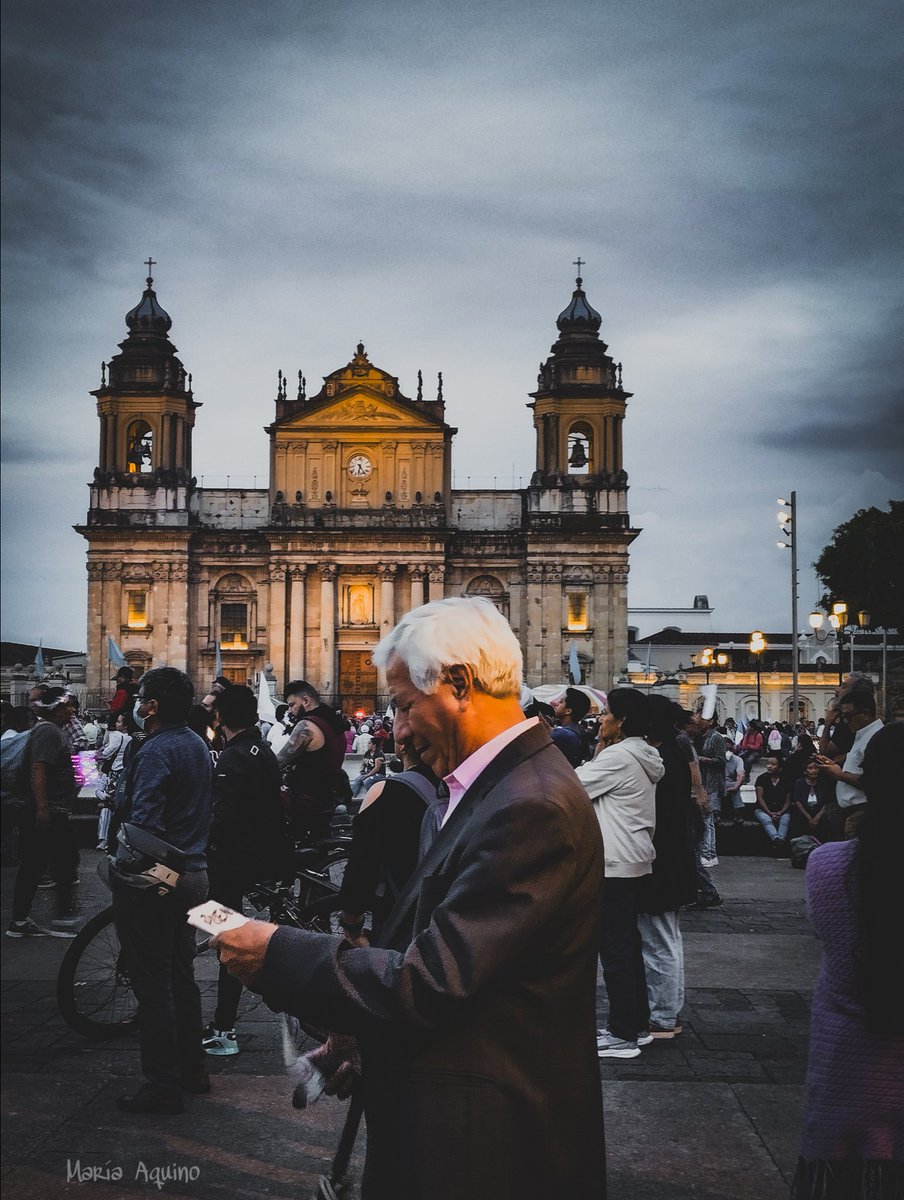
[1,0,901,645]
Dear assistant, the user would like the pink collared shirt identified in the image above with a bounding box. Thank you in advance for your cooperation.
[441,717,538,826]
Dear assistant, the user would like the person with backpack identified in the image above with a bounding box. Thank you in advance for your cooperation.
[5,688,81,939]
[550,687,593,767]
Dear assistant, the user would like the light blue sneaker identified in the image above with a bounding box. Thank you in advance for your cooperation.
[202,1027,239,1056]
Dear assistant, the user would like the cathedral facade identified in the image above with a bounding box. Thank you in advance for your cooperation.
[79,271,640,712]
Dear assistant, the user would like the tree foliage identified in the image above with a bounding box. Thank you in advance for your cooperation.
[815,500,904,633]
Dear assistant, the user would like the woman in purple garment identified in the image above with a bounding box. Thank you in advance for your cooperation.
[791,721,904,1198]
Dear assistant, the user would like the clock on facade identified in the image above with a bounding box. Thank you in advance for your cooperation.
[347,454,373,479]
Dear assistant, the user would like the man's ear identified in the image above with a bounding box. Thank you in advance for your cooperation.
[445,664,473,700]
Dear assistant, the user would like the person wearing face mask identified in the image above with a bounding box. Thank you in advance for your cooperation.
[112,667,213,1115]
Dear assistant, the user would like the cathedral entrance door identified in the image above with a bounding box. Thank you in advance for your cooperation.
[339,650,377,715]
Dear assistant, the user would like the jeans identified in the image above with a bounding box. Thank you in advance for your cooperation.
[113,869,208,1094]
[754,811,790,842]
[11,808,78,922]
[637,910,684,1028]
[599,876,649,1042]
[698,809,718,860]
[351,771,385,799]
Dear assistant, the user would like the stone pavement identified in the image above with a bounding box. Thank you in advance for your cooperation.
[1,849,818,1200]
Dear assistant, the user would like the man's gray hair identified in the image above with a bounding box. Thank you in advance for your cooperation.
[373,596,523,698]
[842,671,876,694]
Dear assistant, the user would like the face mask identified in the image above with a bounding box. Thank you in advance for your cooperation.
[133,698,147,730]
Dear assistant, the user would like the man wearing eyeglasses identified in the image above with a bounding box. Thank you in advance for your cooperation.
[815,689,883,839]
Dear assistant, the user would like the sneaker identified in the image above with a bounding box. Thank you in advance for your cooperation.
[96,842,108,851]
[637,1031,654,1047]
[596,1029,641,1059]
[649,1021,683,1039]
[52,915,81,934]
[202,1027,239,1057]
[37,877,56,890]
[6,917,74,939]
[700,855,719,868]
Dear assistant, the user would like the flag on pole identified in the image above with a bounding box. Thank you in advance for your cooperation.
[568,642,581,684]
[644,641,652,675]
[700,684,718,720]
[214,642,223,680]
[257,670,277,724]
[34,640,45,679]
[107,636,127,669]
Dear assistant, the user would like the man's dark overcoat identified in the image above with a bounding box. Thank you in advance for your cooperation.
[259,722,607,1199]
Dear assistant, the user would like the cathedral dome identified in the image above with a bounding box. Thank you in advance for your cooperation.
[556,277,601,334]
[125,272,172,335]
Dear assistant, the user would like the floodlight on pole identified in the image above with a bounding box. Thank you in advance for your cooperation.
[776,493,800,722]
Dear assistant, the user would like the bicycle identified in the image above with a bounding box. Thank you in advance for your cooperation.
[56,839,354,1039]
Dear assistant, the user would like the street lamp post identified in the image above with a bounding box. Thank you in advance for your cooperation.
[749,631,766,721]
[777,494,800,723]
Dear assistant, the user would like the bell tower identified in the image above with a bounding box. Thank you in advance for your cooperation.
[86,263,200,527]
[78,264,199,699]
[529,265,631,484]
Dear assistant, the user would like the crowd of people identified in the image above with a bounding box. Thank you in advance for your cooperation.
[1,623,901,1197]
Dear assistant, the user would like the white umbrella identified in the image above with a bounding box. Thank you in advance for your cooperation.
[529,684,608,715]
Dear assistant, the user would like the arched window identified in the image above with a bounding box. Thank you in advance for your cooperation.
[126,420,154,474]
[567,422,593,474]
[211,573,256,651]
[465,574,509,619]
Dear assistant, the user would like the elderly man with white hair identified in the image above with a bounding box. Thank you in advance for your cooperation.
[215,596,607,1200]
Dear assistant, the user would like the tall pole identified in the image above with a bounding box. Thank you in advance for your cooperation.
[790,490,799,725]
[756,656,762,721]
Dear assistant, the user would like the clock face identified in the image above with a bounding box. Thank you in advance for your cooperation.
[347,454,373,480]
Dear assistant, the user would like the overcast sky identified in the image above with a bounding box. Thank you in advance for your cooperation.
[2,0,901,656]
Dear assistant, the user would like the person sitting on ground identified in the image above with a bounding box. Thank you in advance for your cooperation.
[349,744,387,799]
[753,755,792,850]
[789,759,835,842]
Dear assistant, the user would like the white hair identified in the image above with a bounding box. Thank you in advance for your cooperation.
[373,596,523,698]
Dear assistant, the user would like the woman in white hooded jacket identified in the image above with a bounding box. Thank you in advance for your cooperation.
[576,687,665,1059]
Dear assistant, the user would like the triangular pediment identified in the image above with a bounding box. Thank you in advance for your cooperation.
[276,388,444,433]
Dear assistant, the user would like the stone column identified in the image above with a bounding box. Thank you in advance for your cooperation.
[545,564,563,681]
[375,564,397,695]
[383,441,397,501]
[427,564,446,601]
[412,441,427,500]
[319,563,337,696]
[288,565,307,682]
[268,562,287,689]
[410,565,427,610]
[524,566,545,684]
[322,441,338,501]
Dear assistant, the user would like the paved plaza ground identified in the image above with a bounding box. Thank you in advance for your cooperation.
[1,848,818,1200]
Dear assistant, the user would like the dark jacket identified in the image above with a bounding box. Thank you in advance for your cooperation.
[118,724,212,870]
[208,727,291,878]
[637,739,697,914]
[338,765,438,930]
[259,723,607,1200]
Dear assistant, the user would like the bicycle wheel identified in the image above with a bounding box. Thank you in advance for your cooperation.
[296,892,346,936]
[56,906,138,1038]
[296,849,348,909]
